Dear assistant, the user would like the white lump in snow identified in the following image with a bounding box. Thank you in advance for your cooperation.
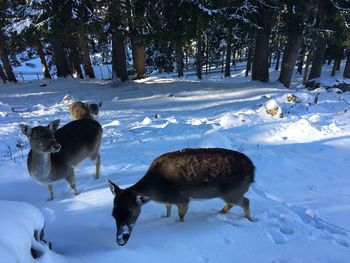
[0,200,60,263]
[141,117,152,125]
[0,102,12,117]
[264,99,283,118]
[198,129,232,149]
[294,92,314,105]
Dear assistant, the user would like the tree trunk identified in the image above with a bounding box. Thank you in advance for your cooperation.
[52,38,71,78]
[268,50,272,68]
[252,31,272,82]
[36,40,51,79]
[331,59,339,77]
[245,46,252,77]
[278,33,302,88]
[206,36,209,75]
[196,34,203,79]
[306,0,328,88]
[112,32,128,81]
[132,37,146,79]
[68,37,83,79]
[275,49,281,71]
[175,42,184,77]
[343,50,350,78]
[78,32,95,79]
[224,25,232,77]
[306,37,327,87]
[302,52,311,85]
[90,38,98,53]
[0,36,17,82]
[232,48,236,66]
[336,58,341,71]
[126,0,146,79]
[252,7,275,82]
[297,44,306,74]
[221,51,225,73]
[0,63,7,83]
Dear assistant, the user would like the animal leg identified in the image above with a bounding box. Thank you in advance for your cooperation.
[238,197,252,221]
[166,204,172,217]
[176,203,189,222]
[219,203,234,214]
[65,170,79,195]
[90,152,100,179]
[95,153,100,179]
[47,184,54,201]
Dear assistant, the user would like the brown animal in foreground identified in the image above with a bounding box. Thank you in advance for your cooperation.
[20,119,102,200]
[108,148,255,246]
[69,101,102,121]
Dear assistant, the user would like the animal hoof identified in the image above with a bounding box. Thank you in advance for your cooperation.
[245,216,256,222]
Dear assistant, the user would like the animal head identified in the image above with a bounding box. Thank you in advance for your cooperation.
[108,179,150,246]
[87,102,102,120]
[20,120,61,153]
[69,101,102,121]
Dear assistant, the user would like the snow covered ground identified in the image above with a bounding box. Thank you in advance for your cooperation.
[0,69,350,263]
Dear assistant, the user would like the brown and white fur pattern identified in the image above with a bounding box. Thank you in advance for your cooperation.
[69,101,102,121]
[20,119,102,200]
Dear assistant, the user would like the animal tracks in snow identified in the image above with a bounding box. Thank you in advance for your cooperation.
[286,204,349,248]
[252,184,350,248]
[265,210,294,245]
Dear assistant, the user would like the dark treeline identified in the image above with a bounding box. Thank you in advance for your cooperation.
[1,0,350,88]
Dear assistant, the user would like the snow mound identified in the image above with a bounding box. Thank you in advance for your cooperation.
[141,117,152,125]
[0,200,61,263]
[198,129,232,149]
[0,102,12,117]
[264,99,283,118]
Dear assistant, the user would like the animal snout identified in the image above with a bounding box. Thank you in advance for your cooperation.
[116,224,133,246]
[117,233,130,246]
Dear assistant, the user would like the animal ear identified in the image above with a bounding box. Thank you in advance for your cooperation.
[20,124,32,137]
[136,195,150,206]
[108,179,121,196]
[98,102,103,108]
[48,119,60,132]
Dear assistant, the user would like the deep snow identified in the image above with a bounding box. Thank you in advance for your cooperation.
[0,69,350,263]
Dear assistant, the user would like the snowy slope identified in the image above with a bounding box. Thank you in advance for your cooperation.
[0,73,349,263]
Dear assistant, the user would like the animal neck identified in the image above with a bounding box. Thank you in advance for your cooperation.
[131,173,154,197]
[28,150,52,179]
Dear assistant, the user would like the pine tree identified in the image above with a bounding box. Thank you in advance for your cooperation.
[0,0,17,82]
[278,0,316,88]
[251,1,278,82]
[107,0,128,82]
[126,0,146,79]
[72,0,97,78]
[306,1,336,88]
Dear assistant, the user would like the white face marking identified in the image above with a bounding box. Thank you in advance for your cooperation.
[118,224,134,236]
[90,113,99,121]
[117,224,134,245]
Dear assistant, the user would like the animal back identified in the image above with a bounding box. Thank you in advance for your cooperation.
[52,119,102,165]
[148,148,254,189]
